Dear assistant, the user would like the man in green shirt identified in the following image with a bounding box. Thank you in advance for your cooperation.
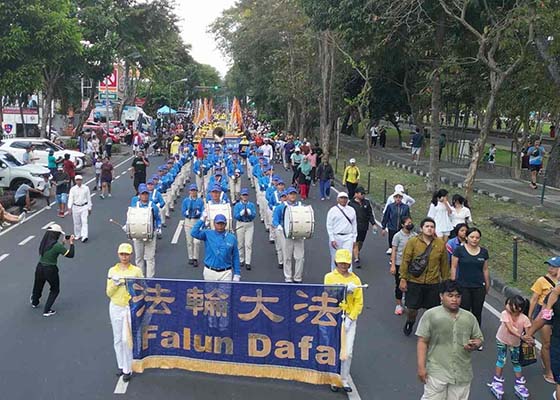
[416,280,483,400]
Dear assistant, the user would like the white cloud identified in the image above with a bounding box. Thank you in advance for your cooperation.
[175,0,236,78]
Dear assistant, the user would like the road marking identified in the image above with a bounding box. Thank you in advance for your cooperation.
[91,193,97,198]
[42,221,55,230]
[114,175,121,180]
[121,171,127,176]
[347,374,362,400]
[0,254,9,263]
[171,220,184,244]
[113,376,128,394]
[18,235,35,246]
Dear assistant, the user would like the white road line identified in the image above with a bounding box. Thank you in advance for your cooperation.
[347,374,362,400]
[171,220,184,244]
[0,254,9,263]
[114,175,121,180]
[121,171,127,176]
[18,235,35,246]
[113,376,128,394]
[91,193,97,198]
[41,221,55,230]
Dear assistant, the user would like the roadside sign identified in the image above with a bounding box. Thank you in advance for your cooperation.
[99,92,118,100]
[99,65,119,91]
[3,124,12,134]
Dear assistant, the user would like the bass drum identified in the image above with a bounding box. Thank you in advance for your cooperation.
[126,206,154,240]
[283,205,314,240]
[206,203,233,231]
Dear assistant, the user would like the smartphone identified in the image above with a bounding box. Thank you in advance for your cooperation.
[65,235,71,240]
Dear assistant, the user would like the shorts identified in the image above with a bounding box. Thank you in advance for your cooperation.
[411,147,421,155]
[405,282,440,310]
[56,193,68,204]
[530,164,542,172]
[550,336,560,383]
[101,176,112,183]
[356,229,368,243]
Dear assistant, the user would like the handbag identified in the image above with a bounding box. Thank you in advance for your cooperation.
[408,239,434,278]
[519,330,537,367]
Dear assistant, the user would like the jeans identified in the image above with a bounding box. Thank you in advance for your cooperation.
[319,179,331,198]
[31,263,60,313]
[459,286,486,327]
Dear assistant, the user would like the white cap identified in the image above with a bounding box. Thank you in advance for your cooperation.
[75,175,83,180]
[337,192,349,198]
[392,191,404,198]
[295,147,301,151]
[47,224,65,235]
[394,184,405,193]
[349,158,356,163]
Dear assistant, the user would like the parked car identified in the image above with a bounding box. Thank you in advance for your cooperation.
[0,138,86,170]
[0,150,51,190]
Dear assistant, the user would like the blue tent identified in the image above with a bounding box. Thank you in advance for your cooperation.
[157,105,177,115]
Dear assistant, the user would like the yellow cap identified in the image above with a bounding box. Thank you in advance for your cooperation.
[335,249,352,264]
[118,243,133,254]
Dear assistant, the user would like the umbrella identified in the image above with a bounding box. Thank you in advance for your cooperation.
[157,105,177,115]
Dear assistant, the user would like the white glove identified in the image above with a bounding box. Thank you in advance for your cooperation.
[121,225,127,232]
[246,209,251,216]
[346,282,358,293]
[277,225,283,231]
[111,276,123,286]
[233,275,241,282]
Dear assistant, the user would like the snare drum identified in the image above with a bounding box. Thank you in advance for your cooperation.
[283,205,314,239]
[126,206,154,240]
[206,203,233,231]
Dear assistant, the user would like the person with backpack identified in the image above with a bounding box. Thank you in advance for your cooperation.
[527,138,546,189]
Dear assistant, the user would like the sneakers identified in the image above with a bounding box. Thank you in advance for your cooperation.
[386,248,392,255]
[245,264,251,271]
[403,320,414,336]
[81,237,88,243]
[18,212,26,222]
[43,310,56,317]
[116,369,123,377]
[192,260,199,268]
[278,264,283,269]
[188,259,194,265]
[30,295,38,308]
[108,193,112,197]
[100,194,105,199]
[354,258,361,268]
[394,305,404,315]
[321,198,325,201]
[122,373,132,382]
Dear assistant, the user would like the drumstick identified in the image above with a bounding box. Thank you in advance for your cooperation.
[108,218,124,228]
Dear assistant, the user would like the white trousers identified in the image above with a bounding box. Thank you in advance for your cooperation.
[274,227,285,265]
[72,205,89,239]
[247,164,254,186]
[329,237,355,271]
[341,318,357,386]
[203,267,233,281]
[184,218,200,261]
[195,175,204,195]
[421,376,471,400]
[257,191,266,222]
[109,303,132,374]
[228,177,241,200]
[265,208,274,239]
[283,238,305,282]
[236,221,254,264]
[133,237,156,278]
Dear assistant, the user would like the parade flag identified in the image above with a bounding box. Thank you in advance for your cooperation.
[209,98,214,121]
[127,279,345,386]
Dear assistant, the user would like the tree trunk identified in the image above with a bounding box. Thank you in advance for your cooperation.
[428,12,444,192]
[463,77,502,201]
[388,115,402,149]
[75,82,98,137]
[510,119,523,179]
[286,100,296,132]
[545,131,560,188]
[319,30,335,160]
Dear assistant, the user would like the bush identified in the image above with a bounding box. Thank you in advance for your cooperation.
[112,143,122,153]
[64,139,79,150]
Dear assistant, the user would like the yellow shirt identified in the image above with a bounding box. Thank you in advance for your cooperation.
[170,141,181,155]
[343,166,360,184]
[106,263,144,307]
[324,269,363,320]
[531,276,556,305]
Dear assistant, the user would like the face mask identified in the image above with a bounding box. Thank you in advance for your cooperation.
[405,224,414,231]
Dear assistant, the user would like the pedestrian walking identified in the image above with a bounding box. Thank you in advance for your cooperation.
[446,223,468,262]
[129,184,161,278]
[297,157,312,200]
[390,216,416,315]
[488,295,533,399]
[379,126,387,148]
[31,224,76,317]
[67,175,92,242]
[326,192,357,270]
[191,214,241,282]
[93,155,103,191]
[130,151,149,194]
[527,139,545,189]
[381,191,411,255]
[290,147,303,185]
[369,125,378,147]
[324,249,363,393]
[411,128,424,164]
[400,217,449,336]
[275,187,305,283]
[63,153,76,186]
[427,189,454,241]
[349,186,377,267]
[342,158,360,198]
[450,227,490,329]
[233,188,256,270]
[416,280,484,399]
[182,184,204,267]
[450,194,472,230]
[106,243,143,383]
[383,184,416,213]
[53,165,70,217]
[317,158,334,200]
[100,156,113,199]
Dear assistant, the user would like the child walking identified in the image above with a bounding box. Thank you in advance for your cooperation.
[488,295,533,399]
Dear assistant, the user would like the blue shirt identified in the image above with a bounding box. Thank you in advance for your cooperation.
[227,159,245,177]
[149,190,165,208]
[272,200,301,228]
[527,145,545,166]
[182,196,205,219]
[193,159,210,176]
[208,176,229,192]
[258,175,273,192]
[129,197,162,229]
[191,219,240,276]
[412,132,424,148]
[233,201,257,222]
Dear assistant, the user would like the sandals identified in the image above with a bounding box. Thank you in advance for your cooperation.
[544,374,556,384]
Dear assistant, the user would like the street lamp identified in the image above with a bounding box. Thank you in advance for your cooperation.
[168,78,189,112]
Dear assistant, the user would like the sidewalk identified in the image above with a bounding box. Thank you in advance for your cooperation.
[340,135,560,212]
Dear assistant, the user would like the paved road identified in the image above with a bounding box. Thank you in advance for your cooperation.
[0,155,556,400]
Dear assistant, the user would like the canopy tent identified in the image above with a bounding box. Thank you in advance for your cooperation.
[157,105,177,115]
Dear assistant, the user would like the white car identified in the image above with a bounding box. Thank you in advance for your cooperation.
[0,138,85,170]
[0,150,51,190]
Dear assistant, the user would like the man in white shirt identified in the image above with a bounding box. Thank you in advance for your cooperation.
[260,139,273,163]
[67,175,92,242]
[326,192,357,270]
[383,184,416,213]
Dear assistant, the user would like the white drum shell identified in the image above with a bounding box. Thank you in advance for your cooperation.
[206,204,233,231]
[283,205,314,239]
[126,206,154,240]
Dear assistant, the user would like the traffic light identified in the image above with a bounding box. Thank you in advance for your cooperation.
[213,85,220,90]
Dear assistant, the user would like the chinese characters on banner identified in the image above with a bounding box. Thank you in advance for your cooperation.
[126,279,346,386]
